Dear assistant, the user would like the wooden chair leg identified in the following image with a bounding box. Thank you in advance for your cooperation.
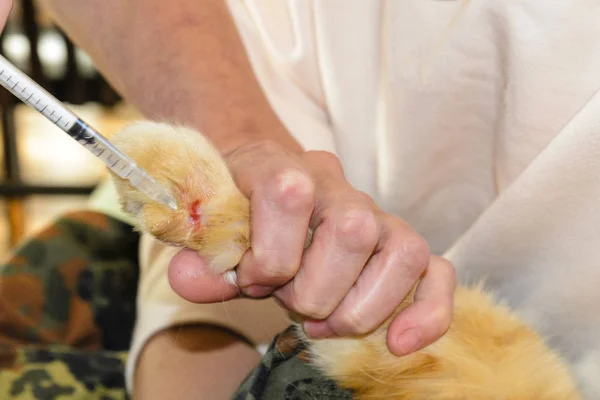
[0,84,24,249]
[7,197,24,246]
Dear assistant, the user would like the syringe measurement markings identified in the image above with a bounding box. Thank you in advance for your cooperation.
[94,145,105,157]
[55,115,69,129]
[0,60,175,207]
[49,110,59,123]
[113,160,129,175]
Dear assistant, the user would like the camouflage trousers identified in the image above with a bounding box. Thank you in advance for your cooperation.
[0,211,138,400]
[0,210,352,400]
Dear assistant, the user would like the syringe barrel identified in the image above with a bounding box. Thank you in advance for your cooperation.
[0,54,178,210]
[0,56,78,131]
[0,55,136,179]
[66,120,138,179]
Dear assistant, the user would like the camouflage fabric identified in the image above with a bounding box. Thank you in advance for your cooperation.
[0,209,352,399]
[232,326,353,400]
[0,211,139,400]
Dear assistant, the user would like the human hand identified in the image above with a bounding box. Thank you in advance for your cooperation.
[168,140,456,356]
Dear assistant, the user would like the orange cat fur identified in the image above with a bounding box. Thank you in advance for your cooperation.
[110,122,250,273]
[110,121,582,399]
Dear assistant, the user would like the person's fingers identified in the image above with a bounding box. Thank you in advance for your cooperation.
[276,198,380,319]
[386,255,456,356]
[300,218,431,338]
[168,248,240,303]
[0,1,12,31]
[165,143,450,355]
[226,141,315,294]
[276,151,380,321]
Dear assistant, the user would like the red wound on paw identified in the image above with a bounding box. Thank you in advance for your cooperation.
[189,199,202,225]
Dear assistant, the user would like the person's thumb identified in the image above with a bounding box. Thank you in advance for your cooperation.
[168,248,240,303]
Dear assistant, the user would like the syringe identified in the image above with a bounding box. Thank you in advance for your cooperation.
[0,54,178,210]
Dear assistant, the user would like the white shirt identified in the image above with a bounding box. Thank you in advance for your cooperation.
[126,1,600,397]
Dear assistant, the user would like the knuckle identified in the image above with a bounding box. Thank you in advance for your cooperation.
[337,307,372,335]
[291,294,331,320]
[389,234,430,275]
[270,168,316,211]
[331,206,379,250]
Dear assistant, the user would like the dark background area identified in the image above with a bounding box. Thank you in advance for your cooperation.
[0,0,127,248]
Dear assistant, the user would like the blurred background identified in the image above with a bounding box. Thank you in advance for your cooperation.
[0,0,141,258]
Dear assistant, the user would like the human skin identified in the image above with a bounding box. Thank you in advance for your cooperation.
[0,0,11,30]
[38,0,456,398]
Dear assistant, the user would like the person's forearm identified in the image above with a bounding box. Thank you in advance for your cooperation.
[133,325,261,400]
[39,0,302,154]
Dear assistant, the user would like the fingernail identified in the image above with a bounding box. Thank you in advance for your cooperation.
[223,270,238,287]
[303,320,334,339]
[396,329,421,355]
[245,285,275,298]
